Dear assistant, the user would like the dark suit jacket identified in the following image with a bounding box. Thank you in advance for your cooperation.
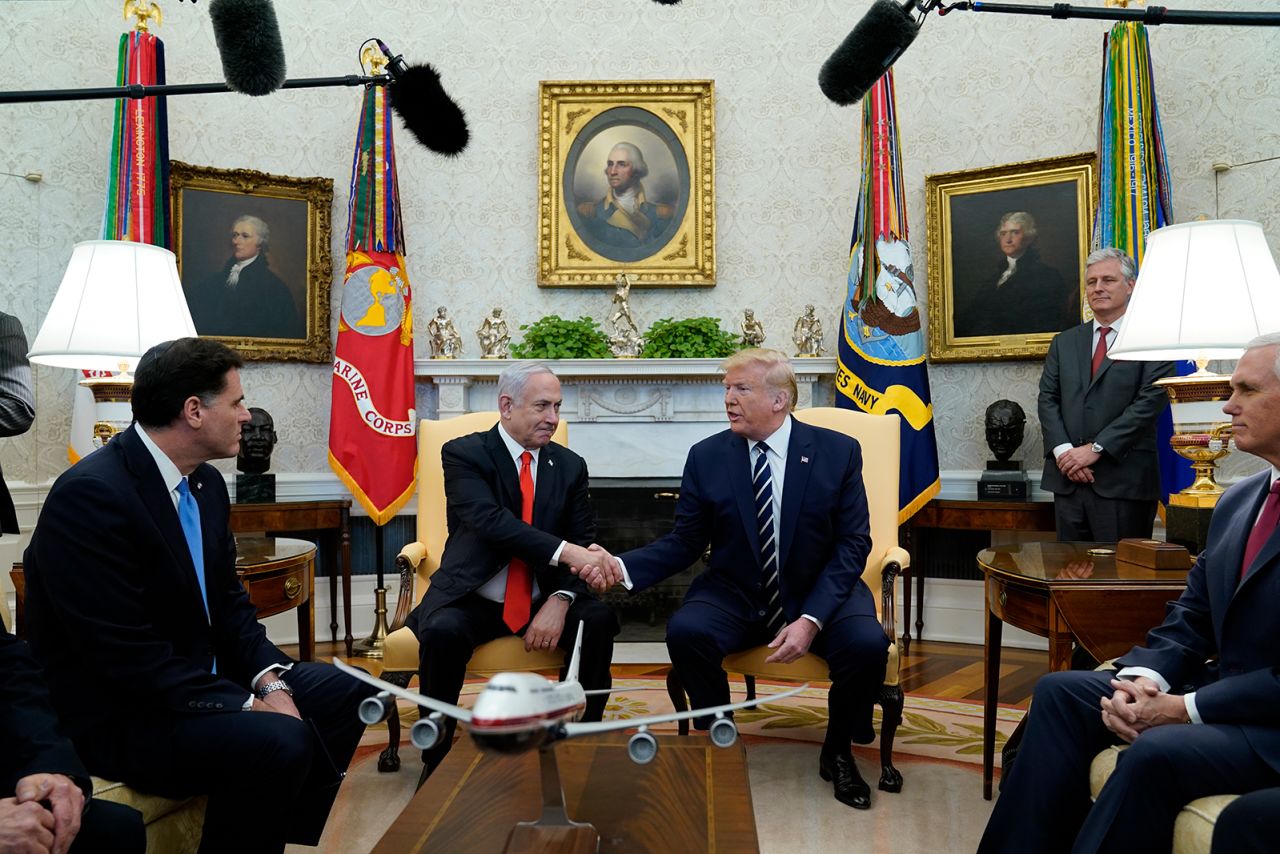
[1116,469,1280,772]
[186,255,302,340]
[23,426,288,743]
[0,615,90,798]
[621,418,873,626]
[1038,320,1176,500]
[0,310,35,535]
[406,426,594,630]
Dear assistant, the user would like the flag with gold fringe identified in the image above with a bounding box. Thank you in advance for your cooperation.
[70,28,171,463]
[835,70,939,522]
[1093,21,1192,504]
[327,83,417,524]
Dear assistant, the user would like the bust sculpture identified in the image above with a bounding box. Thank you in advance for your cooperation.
[236,407,278,503]
[984,399,1027,462]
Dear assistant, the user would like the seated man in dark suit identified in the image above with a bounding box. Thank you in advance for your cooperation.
[2,614,143,854]
[405,363,618,785]
[23,337,375,853]
[579,348,888,810]
[978,333,1280,854]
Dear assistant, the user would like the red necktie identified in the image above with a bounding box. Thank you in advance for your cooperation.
[1091,326,1112,377]
[1240,480,1280,580]
[503,451,535,632]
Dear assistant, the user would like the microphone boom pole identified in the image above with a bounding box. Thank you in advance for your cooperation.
[0,74,388,106]
[957,2,1280,26]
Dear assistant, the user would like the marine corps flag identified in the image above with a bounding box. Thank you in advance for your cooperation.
[835,70,939,522]
[1093,22,1192,504]
[327,83,417,524]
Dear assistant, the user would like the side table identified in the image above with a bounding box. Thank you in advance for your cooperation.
[236,536,318,661]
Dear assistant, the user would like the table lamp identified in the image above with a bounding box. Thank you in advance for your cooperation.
[27,240,198,445]
[1108,220,1280,511]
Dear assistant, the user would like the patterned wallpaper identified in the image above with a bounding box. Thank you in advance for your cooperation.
[0,0,1276,489]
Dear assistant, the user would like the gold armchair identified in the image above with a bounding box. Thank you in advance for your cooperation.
[665,407,908,792]
[376,412,568,772]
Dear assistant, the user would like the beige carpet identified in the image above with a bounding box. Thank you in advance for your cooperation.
[291,685,1017,853]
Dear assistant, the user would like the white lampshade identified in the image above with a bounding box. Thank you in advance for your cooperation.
[1108,220,1280,362]
[28,240,198,372]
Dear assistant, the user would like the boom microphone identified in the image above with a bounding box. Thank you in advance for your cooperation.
[208,0,287,96]
[819,0,921,106]
[376,41,469,157]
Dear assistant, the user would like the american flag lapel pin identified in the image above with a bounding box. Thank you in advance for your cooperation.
[801,456,809,464]
[548,459,554,467]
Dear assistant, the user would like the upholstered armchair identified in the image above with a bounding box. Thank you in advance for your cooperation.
[665,407,909,793]
[377,412,567,772]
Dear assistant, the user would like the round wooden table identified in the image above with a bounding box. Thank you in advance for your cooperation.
[235,536,317,661]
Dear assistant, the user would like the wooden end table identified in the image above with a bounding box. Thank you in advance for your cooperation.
[235,536,317,661]
[977,541,1189,799]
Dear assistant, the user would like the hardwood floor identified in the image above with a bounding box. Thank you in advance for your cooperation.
[292,637,1050,709]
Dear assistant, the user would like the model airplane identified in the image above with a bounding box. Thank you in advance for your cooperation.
[334,624,806,765]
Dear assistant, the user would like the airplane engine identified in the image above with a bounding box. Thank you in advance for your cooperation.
[627,729,659,765]
[708,715,738,749]
[358,692,397,725]
[410,712,446,751]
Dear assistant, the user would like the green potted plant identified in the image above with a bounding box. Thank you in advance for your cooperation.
[640,317,740,359]
[510,315,612,360]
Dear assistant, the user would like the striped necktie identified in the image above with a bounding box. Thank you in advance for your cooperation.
[754,442,784,633]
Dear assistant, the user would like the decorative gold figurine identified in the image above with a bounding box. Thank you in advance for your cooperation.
[740,308,766,347]
[792,304,826,358]
[427,306,464,359]
[124,0,162,32]
[476,307,511,360]
[608,273,644,358]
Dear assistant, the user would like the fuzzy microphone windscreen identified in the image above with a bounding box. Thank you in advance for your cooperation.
[819,0,920,106]
[209,0,287,96]
[388,63,470,157]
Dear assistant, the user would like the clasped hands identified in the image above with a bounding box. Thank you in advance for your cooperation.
[562,542,624,593]
[1099,676,1189,743]
[1057,444,1101,483]
[0,773,83,854]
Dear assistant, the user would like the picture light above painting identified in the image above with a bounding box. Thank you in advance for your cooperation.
[538,80,716,288]
[925,152,1098,363]
[170,161,334,362]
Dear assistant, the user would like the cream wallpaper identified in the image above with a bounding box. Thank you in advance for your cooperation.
[0,0,1276,493]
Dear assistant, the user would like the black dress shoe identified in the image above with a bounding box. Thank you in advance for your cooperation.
[819,752,872,810]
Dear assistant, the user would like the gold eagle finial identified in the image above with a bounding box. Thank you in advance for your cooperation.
[123,0,163,32]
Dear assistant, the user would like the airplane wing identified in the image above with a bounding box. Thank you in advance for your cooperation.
[333,657,473,723]
[562,683,808,736]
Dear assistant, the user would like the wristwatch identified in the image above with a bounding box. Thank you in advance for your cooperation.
[550,591,574,603]
[1091,442,1105,455]
[257,679,293,699]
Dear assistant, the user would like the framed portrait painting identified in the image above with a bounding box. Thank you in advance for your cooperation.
[925,152,1098,363]
[538,80,716,287]
[170,161,333,362]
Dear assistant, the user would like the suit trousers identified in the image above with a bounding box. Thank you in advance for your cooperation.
[665,597,888,750]
[1212,787,1280,854]
[978,670,1280,854]
[1053,485,1157,543]
[76,662,374,853]
[416,592,618,770]
[68,799,146,854]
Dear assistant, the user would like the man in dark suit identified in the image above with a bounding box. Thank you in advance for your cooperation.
[979,333,1280,853]
[1039,247,1176,542]
[0,310,35,535]
[185,215,303,340]
[22,337,373,852]
[405,363,618,784]
[579,348,887,810]
[2,614,144,854]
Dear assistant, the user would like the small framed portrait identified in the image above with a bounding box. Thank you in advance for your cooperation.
[538,80,716,287]
[170,161,333,362]
[925,152,1097,363]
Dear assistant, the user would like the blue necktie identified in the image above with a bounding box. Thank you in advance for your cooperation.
[177,478,211,621]
[753,442,784,633]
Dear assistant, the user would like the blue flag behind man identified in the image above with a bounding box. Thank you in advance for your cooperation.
[835,69,940,522]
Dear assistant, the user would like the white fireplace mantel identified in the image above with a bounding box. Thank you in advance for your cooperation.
[416,357,837,479]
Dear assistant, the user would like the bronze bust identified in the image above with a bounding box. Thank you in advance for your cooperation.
[984,399,1026,462]
[237,407,278,474]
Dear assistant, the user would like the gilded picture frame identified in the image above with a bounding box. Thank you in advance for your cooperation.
[925,152,1097,363]
[538,80,716,287]
[170,161,333,362]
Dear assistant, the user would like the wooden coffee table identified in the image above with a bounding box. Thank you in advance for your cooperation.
[373,733,758,853]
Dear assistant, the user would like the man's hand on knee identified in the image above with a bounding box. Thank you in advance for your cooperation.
[0,796,56,854]
[524,596,568,652]
[765,619,818,664]
[14,774,81,854]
